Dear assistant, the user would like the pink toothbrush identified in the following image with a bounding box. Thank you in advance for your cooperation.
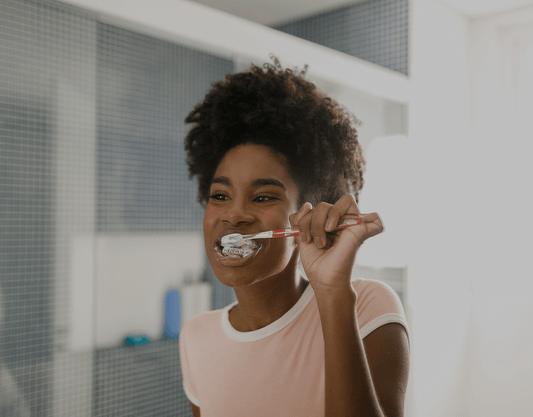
[221,218,363,248]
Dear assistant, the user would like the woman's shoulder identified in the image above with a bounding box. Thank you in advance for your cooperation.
[352,277,399,298]
[180,307,226,341]
[352,277,400,301]
[351,278,408,338]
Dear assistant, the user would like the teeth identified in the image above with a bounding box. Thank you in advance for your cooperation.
[222,247,254,257]
[220,239,260,258]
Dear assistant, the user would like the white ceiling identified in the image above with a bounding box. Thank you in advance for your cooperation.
[438,0,533,17]
[190,0,533,25]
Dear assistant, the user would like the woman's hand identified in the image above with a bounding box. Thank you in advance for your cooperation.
[289,194,384,293]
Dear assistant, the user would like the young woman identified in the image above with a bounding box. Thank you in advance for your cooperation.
[180,58,410,417]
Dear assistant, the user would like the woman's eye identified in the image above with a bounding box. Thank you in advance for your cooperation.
[209,193,228,201]
[254,195,277,203]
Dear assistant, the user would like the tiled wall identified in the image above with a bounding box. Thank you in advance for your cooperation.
[96,24,232,233]
[0,0,232,415]
[274,0,409,75]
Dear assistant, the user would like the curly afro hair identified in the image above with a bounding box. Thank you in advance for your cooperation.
[184,57,365,207]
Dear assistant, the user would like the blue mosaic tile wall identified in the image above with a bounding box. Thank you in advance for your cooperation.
[0,0,233,415]
[274,0,409,75]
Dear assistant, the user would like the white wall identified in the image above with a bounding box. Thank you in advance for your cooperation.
[357,135,409,268]
[410,1,533,417]
[93,233,204,348]
[408,1,472,416]
[468,7,533,417]
[68,233,206,349]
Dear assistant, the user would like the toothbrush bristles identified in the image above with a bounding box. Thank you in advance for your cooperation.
[221,233,244,247]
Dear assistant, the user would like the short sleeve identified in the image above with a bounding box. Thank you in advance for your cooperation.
[179,322,200,407]
[352,278,409,343]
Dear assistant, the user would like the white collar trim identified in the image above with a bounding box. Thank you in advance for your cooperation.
[221,283,314,342]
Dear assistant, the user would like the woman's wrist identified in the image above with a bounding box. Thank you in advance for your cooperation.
[312,280,357,308]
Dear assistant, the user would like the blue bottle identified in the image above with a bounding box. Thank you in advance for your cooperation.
[163,289,181,339]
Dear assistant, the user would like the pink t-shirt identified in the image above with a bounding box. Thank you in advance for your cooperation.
[179,278,409,417]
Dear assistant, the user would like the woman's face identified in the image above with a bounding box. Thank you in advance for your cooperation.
[203,144,300,288]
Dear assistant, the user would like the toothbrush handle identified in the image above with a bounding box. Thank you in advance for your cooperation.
[271,218,363,238]
[271,229,300,238]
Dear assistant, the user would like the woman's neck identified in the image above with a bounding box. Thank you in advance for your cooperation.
[229,270,309,332]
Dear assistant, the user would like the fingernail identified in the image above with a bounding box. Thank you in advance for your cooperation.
[300,232,308,243]
[314,236,323,247]
[299,202,311,213]
[325,218,334,230]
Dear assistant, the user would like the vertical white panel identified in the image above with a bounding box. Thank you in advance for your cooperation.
[53,47,97,414]
[53,71,97,417]
[409,1,472,416]
[69,235,95,352]
[356,135,409,268]
[468,12,533,417]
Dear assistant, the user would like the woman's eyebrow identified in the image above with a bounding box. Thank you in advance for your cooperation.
[212,176,231,185]
[252,178,286,190]
[211,176,286,191]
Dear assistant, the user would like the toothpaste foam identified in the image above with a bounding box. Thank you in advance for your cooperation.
[221,239,259,258]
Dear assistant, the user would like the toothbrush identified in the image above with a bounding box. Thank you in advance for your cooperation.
[221,218,363,247]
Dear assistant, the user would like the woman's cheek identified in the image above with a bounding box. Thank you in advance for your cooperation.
[203,205,220,226]
[261,207,288,227]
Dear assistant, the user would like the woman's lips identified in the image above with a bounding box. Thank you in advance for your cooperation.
[214,242,262,266]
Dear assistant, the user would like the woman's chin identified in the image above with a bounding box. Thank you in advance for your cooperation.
[206,241,299,290]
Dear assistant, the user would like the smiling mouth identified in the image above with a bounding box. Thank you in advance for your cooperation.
[217,238,262,259]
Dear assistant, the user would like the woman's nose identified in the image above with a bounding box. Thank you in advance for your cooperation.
[220,199,255,225]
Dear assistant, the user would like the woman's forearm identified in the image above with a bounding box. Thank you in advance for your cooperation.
[315,285,385,417]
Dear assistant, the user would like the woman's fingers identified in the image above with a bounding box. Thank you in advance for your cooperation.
[359,212,385,240]
[290,194,383,249]
[289,202,313,242]
[289,202,312,227]
[293,204,314,244]
[309,202,333,248]
[324,194,360,232]
[294,201,337,248]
